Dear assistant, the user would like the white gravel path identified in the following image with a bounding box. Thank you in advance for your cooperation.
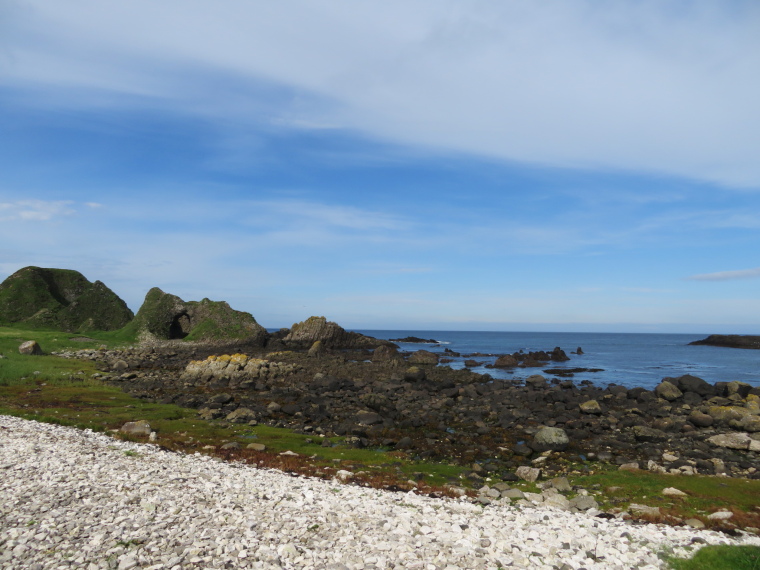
[1,415,758,570]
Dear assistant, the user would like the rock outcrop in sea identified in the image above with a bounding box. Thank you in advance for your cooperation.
[0,266,133,332]
[282,316,395,350]
[690,334,760,349]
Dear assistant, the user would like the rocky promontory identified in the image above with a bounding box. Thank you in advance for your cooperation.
[0,266,133,332]
[690,334,760,350]
[119,287,269,345]
[281,316,396,350]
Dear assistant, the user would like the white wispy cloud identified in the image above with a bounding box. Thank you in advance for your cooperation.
[2,1,759,187]
[0,199,75,221]
[687,267,760,282]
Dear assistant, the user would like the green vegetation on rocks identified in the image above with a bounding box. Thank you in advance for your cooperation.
[118,287,267,344]
[0,266,133,332]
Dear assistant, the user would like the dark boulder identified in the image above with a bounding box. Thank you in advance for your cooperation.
[492,354,518,368]
[408,350,440,365]
[667,375,715,397]
[372,345,402,363]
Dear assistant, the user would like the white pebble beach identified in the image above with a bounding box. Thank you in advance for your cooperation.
[1,415,758,570]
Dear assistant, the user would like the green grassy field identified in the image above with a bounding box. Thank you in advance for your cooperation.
[1,324,758,569]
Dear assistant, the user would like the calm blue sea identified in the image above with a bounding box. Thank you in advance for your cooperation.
[353,330,760,390]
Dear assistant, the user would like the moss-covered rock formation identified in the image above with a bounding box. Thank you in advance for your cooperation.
[0,266,133,332]
[120,287,268,344]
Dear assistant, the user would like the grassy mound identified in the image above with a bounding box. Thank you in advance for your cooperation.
[117,287,268,344]
[0,266,133,332]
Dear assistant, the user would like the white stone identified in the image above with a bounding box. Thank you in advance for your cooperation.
[0,414,759,570]
[707,511,734,521]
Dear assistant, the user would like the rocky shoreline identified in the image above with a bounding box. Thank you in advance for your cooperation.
[2,414,759,570]
[54,339,760,485]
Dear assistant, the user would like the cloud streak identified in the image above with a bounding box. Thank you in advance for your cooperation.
[2,1,759,187]
[687,267,760,282]
[0,199,75,221]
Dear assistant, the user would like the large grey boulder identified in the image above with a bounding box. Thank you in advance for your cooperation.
[18,340,43,355]
[667,374,714,397]
[372,345,402,363]
[579,400,602,414]
[688,410,714,428]
[119,420,152,437]
[532,427,570,452]
[654,381,683,401]
[632,425,668,442]
[515,466,541,482]
[492,354,518,368]
[408,350,439,365]
[708,432,760,451]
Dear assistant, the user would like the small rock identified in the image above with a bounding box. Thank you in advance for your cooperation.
[655,381,683,401]
[532,427,570,452]
[707,511,734,521]
[550,477,572,493]
[569,496,598,511]
[662,487,687,497]
[515,466,541,482]
[629,504,661,518]
[119,420,151,437]
[579,400,602,414]
[246,443,266,451]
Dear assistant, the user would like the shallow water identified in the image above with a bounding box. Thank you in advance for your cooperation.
[354,330,760,390]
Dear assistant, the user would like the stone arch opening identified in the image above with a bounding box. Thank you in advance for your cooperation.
[169,313,191,339]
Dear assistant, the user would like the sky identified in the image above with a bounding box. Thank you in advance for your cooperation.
[1,0,760,333]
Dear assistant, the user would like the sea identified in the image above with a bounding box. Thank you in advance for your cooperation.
[352,330,760,390]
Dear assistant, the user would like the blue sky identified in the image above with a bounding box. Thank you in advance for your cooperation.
[1,1,760,332]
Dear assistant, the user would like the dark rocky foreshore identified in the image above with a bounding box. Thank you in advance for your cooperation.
[55,337,760,483]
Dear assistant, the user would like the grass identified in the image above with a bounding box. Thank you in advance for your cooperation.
[2,324,760,531]
[667,545,760,570]
[0,325,468,492]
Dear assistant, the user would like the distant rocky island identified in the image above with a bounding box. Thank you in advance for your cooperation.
[389,336,440,343]
[689,334,760,350]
